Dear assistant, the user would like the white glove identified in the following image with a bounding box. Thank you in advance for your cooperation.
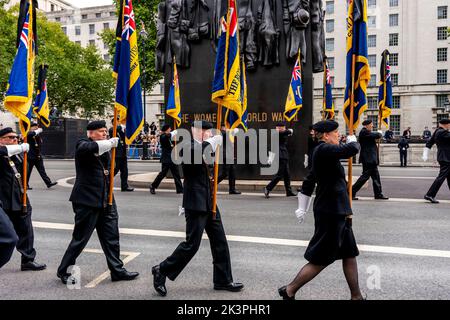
[231,128,239,137]
[377,130,383,135]
[109,137,119,148]
[303,154,308,168]
[267,151,275,165]
[6,143,29,156]
[295,193,312,224]
[346,135,357,143]
[170,130,178,139]
[95,138,118,156]
[422,147,429,162]
[287,128,293,135]
[206,134,223,150]
[34,128,43,135]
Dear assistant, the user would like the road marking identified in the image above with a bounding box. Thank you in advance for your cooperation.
[83,249,140,289]
[34,221,450,259]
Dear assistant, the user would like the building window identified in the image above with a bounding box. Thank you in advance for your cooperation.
[326,38,334,51]
[55,17,60,22]
[326,1,334,14]
[437,113,450,124]
[368,35,376,47]
[110,11,116,16]
[437,69,448,84]
[51,4,55,11]
[104,42,109,49]
[75,41,81,45]
[389,33,398,46]
[82,14,88,19]
[389,14,399,27]
[89,39,95,46]
[326,19,334,33]
[61,26,66,34]
[437,95,449,108]
[389,0,398,7]
[391,73,398,86]
[368,96,378,110]
[103,54,110,62]
[437,27,448,40]
[96,13,101,18]
[390,53,398,66]
[369,75,377,87]
[330,76,335,87]
[368,55,376,68]
[392,96,401,109]
[390,115,401,135]
[89,24,95,34]
[368,0,376,8]
[368,16,376,28]
[75,26,81,36]
[327,57,335,69]
[437,48,448,62]
[438,6,448,19]
[103,22,110,30]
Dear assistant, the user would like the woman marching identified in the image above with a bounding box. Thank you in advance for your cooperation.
[279,120,365,300]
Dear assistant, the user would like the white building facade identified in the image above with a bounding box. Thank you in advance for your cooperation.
[313,0,450,136]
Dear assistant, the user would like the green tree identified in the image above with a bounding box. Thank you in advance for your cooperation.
[1,5,115,118]
[100,0,162,93]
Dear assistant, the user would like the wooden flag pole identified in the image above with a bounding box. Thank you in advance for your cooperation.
[347,53,357,209]
[212,104,222,219]
[22,121,28,214]
[322,60,327,120]
[108,108,118,207]
[174,121,178,161]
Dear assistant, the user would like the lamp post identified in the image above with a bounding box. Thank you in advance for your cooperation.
[139,21,149,129]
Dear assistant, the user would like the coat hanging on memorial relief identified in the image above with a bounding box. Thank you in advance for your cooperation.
[166,0,190,69]
[310,0,325,73]
[156,1,167,72]
[257,0,280,67]
[282,0,310,65]
[238,0,257,70]
[186,0,210,41]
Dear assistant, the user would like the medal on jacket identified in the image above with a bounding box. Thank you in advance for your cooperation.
[104,169,109,176]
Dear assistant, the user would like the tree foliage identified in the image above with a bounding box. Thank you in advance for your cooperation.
[1,4,115,118]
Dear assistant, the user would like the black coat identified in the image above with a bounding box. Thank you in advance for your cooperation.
[109,126,127,158]
[398,138,409,152]
[277,129,292,160]
[312,141,360,216]
[358,128,382,165]
[181,140,214,213]
[0,146,30,211]
[307,136,319,169]
[69,139,113,208]
[426,127,450,163]
[159,133,174,164]
[26,131,42,160]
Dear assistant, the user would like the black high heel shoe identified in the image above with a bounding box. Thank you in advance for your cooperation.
[278,286,295,300]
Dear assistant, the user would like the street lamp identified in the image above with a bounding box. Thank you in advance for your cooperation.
[139,21,149,129]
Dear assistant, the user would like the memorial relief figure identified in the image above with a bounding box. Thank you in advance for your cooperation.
[257,0,280,67]
[310,0,325,72]
[238,0,257,70]
[156,1,167,72]
[282,0,310,64]
[167,0,191,68]
[187,0,211,42]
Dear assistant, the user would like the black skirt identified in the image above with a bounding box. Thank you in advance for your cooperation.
[304,212,359,266]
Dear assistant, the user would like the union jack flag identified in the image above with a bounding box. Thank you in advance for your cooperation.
[122,1,136,41]
[20,21,29,48]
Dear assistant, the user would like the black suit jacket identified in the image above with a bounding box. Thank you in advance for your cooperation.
[277,129,292,160]
[109,126,127,158]
[358,128,382,165]
[181,140,214,213]
[398,139,409,151]
[159,133,174,164]
[312,141,360,216]
[426,127,450,163]
[26,131,42,160]
[69,139,113,208]
[0,146,30,211]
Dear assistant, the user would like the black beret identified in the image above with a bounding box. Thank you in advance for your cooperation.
[161,124,171,132]
[87,120,107,130]
[30,122,38,127]
[0,127,14,137]
[312,120,339,133]
[191,120,213,130]
[362,119,372,126]
[439,118,450,125]
[276,123,286,127]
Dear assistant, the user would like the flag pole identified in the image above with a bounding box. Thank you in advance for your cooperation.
[348,53,357,209]
[212,104,222,219]
[108,108,118,207]
[22,121,28,214]
[322,59,327,120]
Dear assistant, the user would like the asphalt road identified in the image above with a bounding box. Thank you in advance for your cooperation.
[0,160,449,300]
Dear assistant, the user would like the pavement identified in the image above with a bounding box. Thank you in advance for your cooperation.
[0,160,449,300]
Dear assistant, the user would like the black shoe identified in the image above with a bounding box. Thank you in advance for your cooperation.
[27,186,33,190]
[229,190,241,195]
[47,182,57,188]
[352,196,359,201]
[176,190,183,194]
[264,187,270,198]
[111,270,139,282]
[21,261,47,271]
[121,187,134,192]
[278,286,295,300]
[214,282,244,292]
[286,190,296,197]
[424,195,439,204]
[57,272,77,285]
[149,186,156,195]
[374,195,389,200]
[152,265,167,296]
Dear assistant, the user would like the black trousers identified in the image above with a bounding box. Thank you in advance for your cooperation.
[217,164,237,191]
[4,207,36,264]
[142,142,150,160]
[352,163,383,197]
[0,207,18,268]
[57,203,125,275]
[159,208,233,285]
[426,161,450,198]
[114,156,129,190]
[28,158,52,186]
[266,159,291,192]
[400,151,407,167]
[301,170,316,197]
[151,162,183,192]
